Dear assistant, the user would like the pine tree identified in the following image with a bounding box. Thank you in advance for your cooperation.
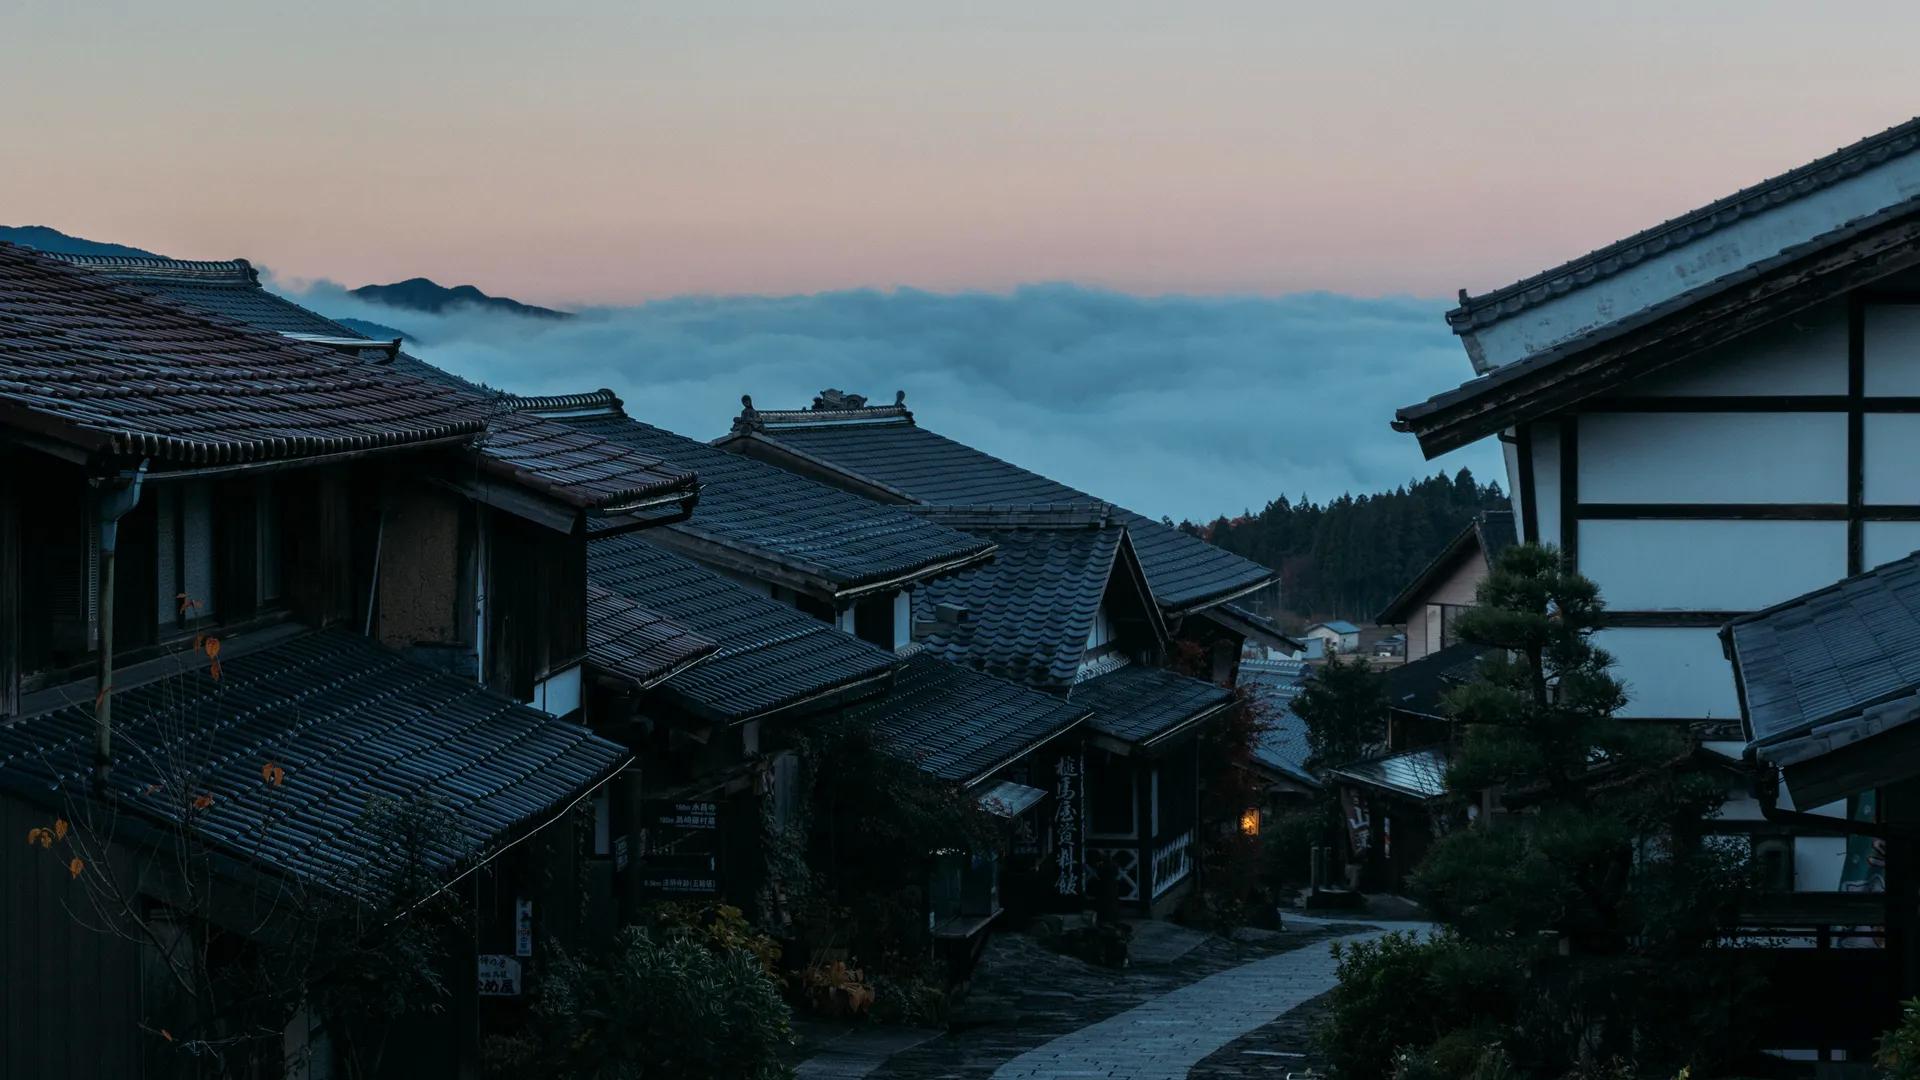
[1403,544,1755,1075]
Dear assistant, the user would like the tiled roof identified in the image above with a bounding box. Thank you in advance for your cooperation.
[1448,116,1920,333]
[585,584,719,690]
[0,242,492,467]
[844,651,1090,785]
[1332,745,1451,802]
[547,403,994,593]
[1240,660,1316,786]
[912,508,1125,690]
[45,254,371,338]
[46,248,696,517]
[1729,552,1920,757]
[1071,663,1233,748]
[0,628,629,893]
[725,395,1276,613]
[1312,620,1361,635]
[1385,641,1486,720]
[478,409,699,515]
[589,533,897,723]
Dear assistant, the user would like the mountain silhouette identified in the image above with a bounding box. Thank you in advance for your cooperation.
[0,225,159,258]
[350,277,568,319]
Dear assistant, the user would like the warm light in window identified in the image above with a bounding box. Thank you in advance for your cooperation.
[1239,808,1261,836]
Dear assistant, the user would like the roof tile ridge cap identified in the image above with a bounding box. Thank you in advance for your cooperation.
[504,387,626,415]
[1450,114,1920,325]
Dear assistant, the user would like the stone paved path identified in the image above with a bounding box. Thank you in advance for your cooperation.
[986,925,1401,1080]
[795,1026,944,1079]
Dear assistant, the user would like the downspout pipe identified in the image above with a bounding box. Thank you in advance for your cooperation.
[92,459,149,788]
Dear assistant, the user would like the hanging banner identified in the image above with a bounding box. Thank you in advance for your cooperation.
[1054,753,1083,896]
[1341,786,1372,856]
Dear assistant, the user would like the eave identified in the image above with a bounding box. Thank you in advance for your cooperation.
[1395,196,1920,458]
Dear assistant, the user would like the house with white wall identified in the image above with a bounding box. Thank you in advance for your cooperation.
[1305,620,1361,655]
[1392,115,1920,1053]
[1375,510,1516,662]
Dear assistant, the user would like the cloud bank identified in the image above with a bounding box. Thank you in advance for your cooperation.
[271,277,1500,523]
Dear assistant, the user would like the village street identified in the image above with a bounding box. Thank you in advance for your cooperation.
[796,914,1431,1080]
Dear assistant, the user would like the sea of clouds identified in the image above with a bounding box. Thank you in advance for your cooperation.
[269,276,1501,524]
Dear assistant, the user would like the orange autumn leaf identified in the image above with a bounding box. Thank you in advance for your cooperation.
[94,681,110,709]
[191,794,215,811]
[261,762,286,786]
[25,827,51,848]
[68,857,84,878]
[160,1029,173,1043]
[53,818,68,841]
[208,659,222,683]
[203,636,221,659]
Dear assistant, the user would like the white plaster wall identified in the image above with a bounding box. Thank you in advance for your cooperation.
[1794,835,1848,891]
[1863,413,1920,503]
[1865,521,1920,568]
[1466,159,1920,370]
[1622,300,1849,396]
[1578,520,1846,611]
[1530,422,1561,548]
[1595,627,1741,720]
[1864,303,1920,395]
[1578,413,1846,504]
[893,591,912,653]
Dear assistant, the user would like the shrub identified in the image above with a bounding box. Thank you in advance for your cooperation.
[643,900,783,979]
[1879,998,1920,1080]
[1316,931,1520,1080]
[527,927,795,1080]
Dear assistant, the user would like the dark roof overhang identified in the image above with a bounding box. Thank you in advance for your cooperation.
[1396,196,1920,458]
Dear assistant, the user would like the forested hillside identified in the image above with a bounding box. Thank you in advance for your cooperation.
[1182,469,1506,622]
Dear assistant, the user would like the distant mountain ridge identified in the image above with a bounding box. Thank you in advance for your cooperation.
[351,277,568,319]
[0,225,159,258]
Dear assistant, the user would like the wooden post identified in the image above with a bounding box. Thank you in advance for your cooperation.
[1885,779,1920,1001]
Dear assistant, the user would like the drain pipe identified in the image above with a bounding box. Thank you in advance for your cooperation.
[92,459,149,788]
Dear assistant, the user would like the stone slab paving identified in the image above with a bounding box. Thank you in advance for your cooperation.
[862,921,1374,1080]
[985,927,1401,1080]
[795,1026,945,1079]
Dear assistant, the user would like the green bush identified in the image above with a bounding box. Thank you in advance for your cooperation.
[1316,931,1519,1080]
[527,926,796,1080]
[1879,998,1920,1080]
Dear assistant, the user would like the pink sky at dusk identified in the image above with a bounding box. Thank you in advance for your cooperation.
[3,2,1915,306]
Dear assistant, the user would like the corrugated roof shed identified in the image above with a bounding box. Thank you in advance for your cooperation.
[0,242,491,467]
[1071,663,1233,748]
[547,401,994,593]
[724,395,1276,614]
[585,584,719,690]
[589,533,896,723]
[1332,745,1451,802]
[842,651,1089,785]
[0,628,630,893]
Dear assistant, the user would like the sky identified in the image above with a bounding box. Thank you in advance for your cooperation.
[6,1,1916,517]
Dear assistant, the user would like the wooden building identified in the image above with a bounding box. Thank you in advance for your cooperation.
[717,391,1285,913]
[0,243,693,1078]
[1393,114,1920,1059]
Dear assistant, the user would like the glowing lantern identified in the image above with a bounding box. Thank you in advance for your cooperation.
[1239,808,1261,837]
